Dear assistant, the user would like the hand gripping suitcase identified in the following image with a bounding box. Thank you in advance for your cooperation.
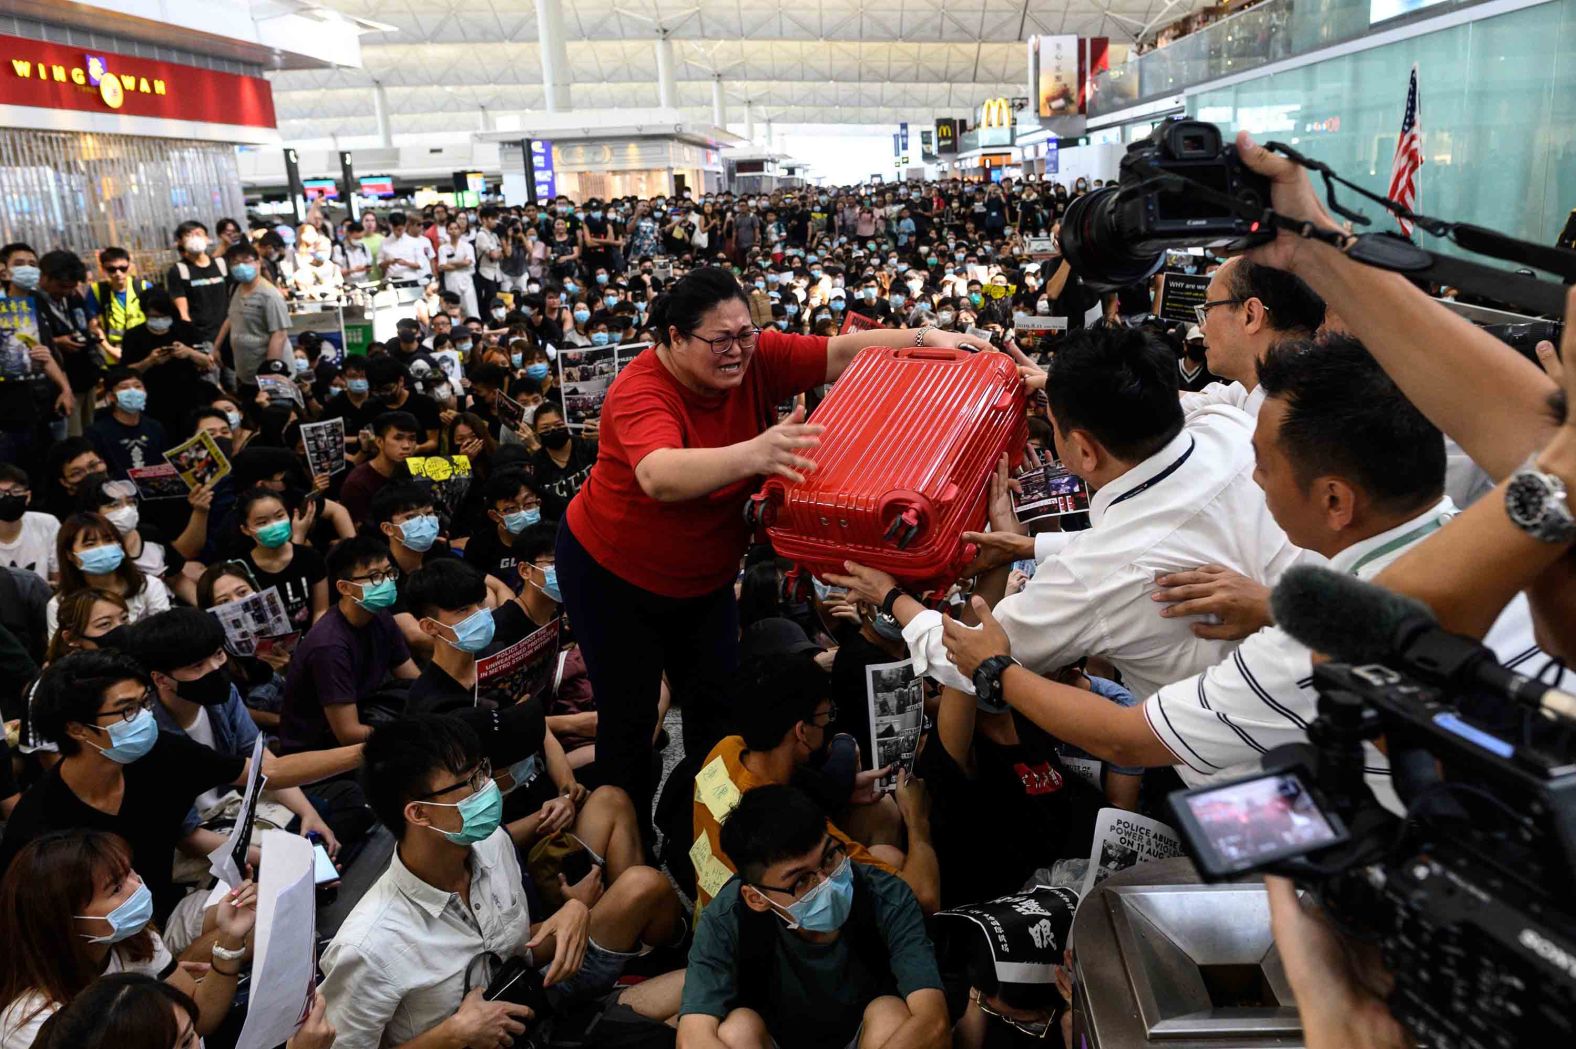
[749,346,1027,596]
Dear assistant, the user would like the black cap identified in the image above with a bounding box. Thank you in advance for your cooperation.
[740,617,822,662]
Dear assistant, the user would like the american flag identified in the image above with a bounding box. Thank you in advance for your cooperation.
[1387,64,1423,238]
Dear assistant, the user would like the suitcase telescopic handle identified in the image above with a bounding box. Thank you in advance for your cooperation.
[882,506,923,550]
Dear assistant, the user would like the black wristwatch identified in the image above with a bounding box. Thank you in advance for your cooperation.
[973,655,1019,713]
[880,586,907,618]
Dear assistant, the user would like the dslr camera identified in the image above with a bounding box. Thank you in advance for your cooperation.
[1060,118,1273,290]
[1168,656,1576,1048]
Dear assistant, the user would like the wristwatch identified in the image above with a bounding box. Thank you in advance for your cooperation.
[1505,453,1576,543]
[973,654,1019,713]
[880,586,907,618]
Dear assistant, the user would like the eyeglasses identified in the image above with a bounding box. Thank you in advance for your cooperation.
[95,691,156,725]
[754,839,849,898]
[417,759,493,800]
[350,566,400,586]
[104,265,130,274]
[808,702,838,726]
[970,989,1055,1039]
[685,328,760,355]
[1193,298,1250,326]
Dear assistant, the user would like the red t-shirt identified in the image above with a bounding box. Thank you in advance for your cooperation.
[566,329,828,597]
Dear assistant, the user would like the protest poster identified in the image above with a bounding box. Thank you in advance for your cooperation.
[838,311,885,335]
[254,631,301,661]
[234,830,318,1049]
[1024,236,1059,260]
[208,734,267,889]
[163,430,231,491]
[301,418,346,477]
[127,463,190,501]
[1013,463,1090,522]
[0,296,40,383]
[557,342,646,432]
[981,282,1017,302]
[1011,314,1067,355]
[1156,271,1211,326]
[866,659,924,792]
[406,454,472,519]
[209,586,294,658]
[432,348,463,386]
[476,618,561,707]
[937,886,1081,979]
[496,389,527,432]
[1078,808,1183,900]
[257,374,304,408]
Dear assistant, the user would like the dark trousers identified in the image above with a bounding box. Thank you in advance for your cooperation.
[556,520,739,826]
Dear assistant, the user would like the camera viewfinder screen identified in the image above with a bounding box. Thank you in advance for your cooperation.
[1184,773,1341,871]
[1157,163,1234,222]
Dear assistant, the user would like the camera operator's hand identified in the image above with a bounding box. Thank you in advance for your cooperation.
[1151,564,1273,640]
[1265,875,1413,1049]
[1234,132,1345,274]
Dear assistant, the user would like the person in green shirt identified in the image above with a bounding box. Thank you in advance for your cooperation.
[678,784,949,1049]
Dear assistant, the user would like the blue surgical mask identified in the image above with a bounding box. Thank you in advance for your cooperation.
[535,564,562,603]
[438,607,496,654]
[572,308,590,324]
[565,281,580,295]
[871,610,904,642]
[590,332,611,346]
[455,340,472,354]
[511,353,525,368]
[294,357,311,374]
[503,507,539,534]
[87,707,157,765]
[76,880,155,943]
[785,304,799,317]
[424,779,503,845]
[356,577,398,611]
[754,280,765,291]
[9,264,39,290]
[114,388,147,413]
[231,262,258,283]
[772,855,854,932]
[775,320,789,330]
[76,543,125,575]
[347,378,369,394]
[399,513,440,552]
[503,753,542,795]
[525,362,550,380]
[595,273,609,285]
[146,316,173,334]
[811,577,831,602]
[603,294,618,309]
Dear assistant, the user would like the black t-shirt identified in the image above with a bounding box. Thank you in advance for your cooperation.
[528,438,597,522]
[915,720,1103,908]
[244,544,326,631]
[119,318,218,434]
[319,390,381,441]
[374,391,442,445]
[87,411,169,478]
[164,258,230,343]
[0,732,243,916]
[463,524,522,593]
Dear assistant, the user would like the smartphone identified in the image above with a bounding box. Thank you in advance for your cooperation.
[311,843,339,885]
[1167,769,1349,879]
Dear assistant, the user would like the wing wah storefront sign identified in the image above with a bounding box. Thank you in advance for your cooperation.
[0,34,276,137]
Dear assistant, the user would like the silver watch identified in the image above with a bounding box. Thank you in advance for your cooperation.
[1505,454,1576,543]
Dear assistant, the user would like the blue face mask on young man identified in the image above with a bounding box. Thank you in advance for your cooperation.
[503,508,540,534]
[114,388,147,413]
[525,362,551,380]
[355,577,398,611]
[431,607,496,654]
[422,779,503,845]
[763,855,854,932]
[87,707,158,764]
[398,514,440,552]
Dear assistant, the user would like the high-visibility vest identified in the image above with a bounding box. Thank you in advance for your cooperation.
[90,279,151,346]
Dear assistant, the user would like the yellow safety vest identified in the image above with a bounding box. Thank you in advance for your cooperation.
[91,280,150,355]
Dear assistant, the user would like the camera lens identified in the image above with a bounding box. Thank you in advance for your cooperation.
[1058,187,1167,292]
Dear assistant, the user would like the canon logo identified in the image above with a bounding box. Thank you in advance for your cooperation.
[1519,928,1576,978]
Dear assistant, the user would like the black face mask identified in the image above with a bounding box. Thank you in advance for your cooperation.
[0,494,25,523]
[89,624,129,651]
[538,427,571,450]
[174,664,232,706]
[1185,343,1208,363]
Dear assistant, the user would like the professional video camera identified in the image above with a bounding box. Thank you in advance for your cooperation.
[1166,566,1576,1048]
[1059,117,1576,317]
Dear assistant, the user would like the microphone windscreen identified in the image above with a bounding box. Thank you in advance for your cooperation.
[1270,564,1436,662]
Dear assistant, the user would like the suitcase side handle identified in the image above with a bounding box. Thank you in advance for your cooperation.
[893,347,968,363]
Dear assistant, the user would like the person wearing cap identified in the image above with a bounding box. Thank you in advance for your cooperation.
[1177,322,1217,394]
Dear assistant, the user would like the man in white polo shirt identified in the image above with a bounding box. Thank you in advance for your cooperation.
[377,210,435,284]
[932,335,1565,799]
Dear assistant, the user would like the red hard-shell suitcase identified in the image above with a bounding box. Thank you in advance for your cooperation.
[750,346,1027,595]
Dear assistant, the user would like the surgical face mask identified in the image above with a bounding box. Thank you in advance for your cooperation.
[492,306,508,321]
[502,507,539,534]
[423,779,503,845]
[810,268,822,279]
[785,303,799,317]
[114,388,147,413]
[754,280,766,291]
[437,607,497,654]
[432,384,454,404]
[595,273,609,285]
[146,316,173,335]
[294,356,311,374]
[860,288,877,302]
[525,361,550,380]
[76,880,155,943]
[926,256,938,267]
[533,564,562,603]
[355,577,398,611]
[538,426,571,451]
[87,707,157,764]
[399,513,440,552]
[564,281,580,294]
[970,293,984,308]
[77,543,125,575]
[182,236,208,255]
[255,519,292,549]
[590,331,611,347]
[768,854,854,932]
[572,308,590,324]
[871,610,905,641]
[231,262,258,284]
[603,294,618,309]
[937,310,955,326]
[8,264,39,290]
[346,377,369,395]
[775,319,789,330]
[1037,300,1051,315]
[104,504,139,535]
[225,410,242,428]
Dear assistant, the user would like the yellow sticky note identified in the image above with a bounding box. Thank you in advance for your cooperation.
[689,831,714,874]
[695,757,742,822]
[698,854,736,898]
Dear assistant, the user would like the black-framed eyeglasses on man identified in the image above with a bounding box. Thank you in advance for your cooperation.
[417,760,493,800]
[95,691,156,725]
[752,839,849,898]
[350,565,401,587]
[1193,298,1267,327]
[686,328,760,355]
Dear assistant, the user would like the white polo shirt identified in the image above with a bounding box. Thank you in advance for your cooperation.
[904,405,1303,699]
[1179,379,1266,418]
[474,226,503,282]
[378,231,435,281]
[319,828,531,1049]
[1144,496,1571,799]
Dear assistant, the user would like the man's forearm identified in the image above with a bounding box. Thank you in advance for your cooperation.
[264,743,363,788]
[1292,241,1556,480]
[877,992,951,1049]
[897,830,941,914]
[1001,666,1174,768]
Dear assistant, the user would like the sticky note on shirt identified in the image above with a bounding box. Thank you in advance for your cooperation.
[698,854,736,899]
[689,831,714,875]
[695,756,742,822]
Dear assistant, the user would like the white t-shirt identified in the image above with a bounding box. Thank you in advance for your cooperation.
[0,931,172,1048]
[0,512,58,583]
[183,705,226,814]
[45,575,172,641]
[438,240,476,295]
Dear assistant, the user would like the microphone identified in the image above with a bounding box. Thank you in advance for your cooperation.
[1271,565,1576,724]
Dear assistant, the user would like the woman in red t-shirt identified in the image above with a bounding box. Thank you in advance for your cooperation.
[558,265,982,821]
